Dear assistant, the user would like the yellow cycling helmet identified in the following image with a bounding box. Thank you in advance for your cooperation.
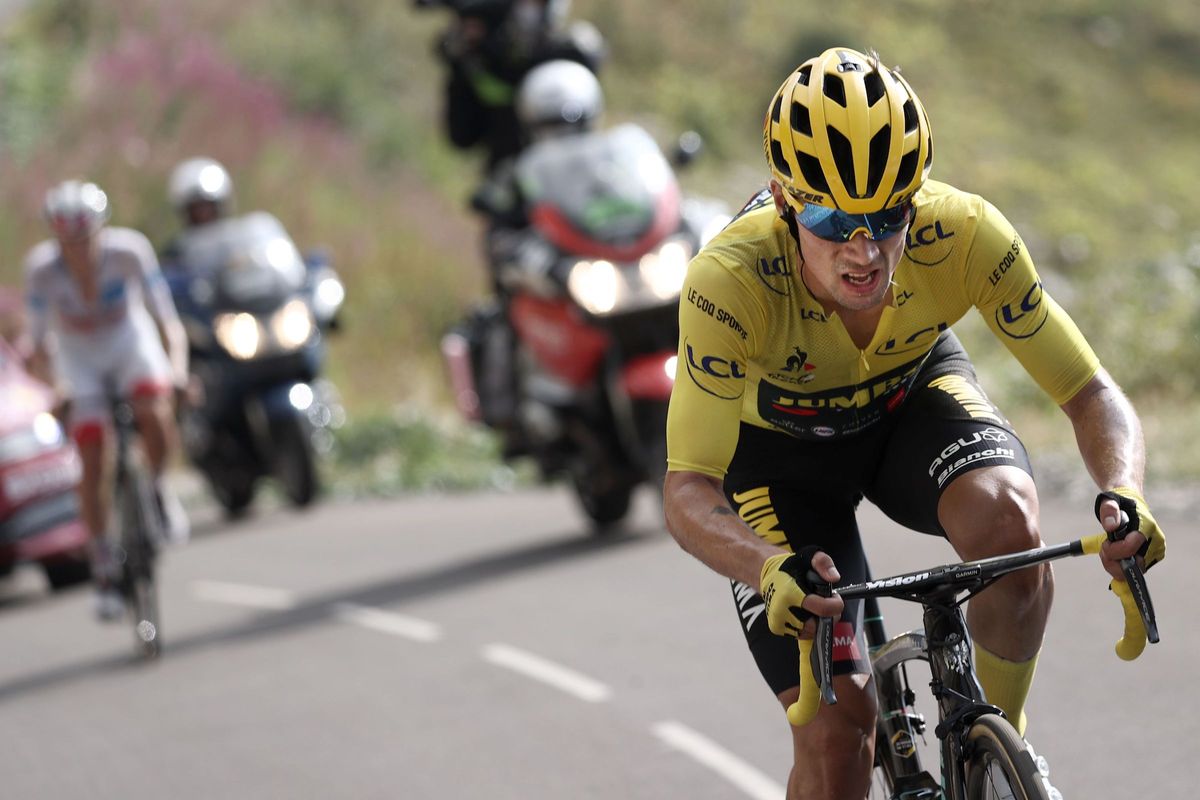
[764,47,932,213]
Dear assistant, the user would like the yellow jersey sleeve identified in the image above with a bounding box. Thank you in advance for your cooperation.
[966,200,1100,405]
[666,249,766,478]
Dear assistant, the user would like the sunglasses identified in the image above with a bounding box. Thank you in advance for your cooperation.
[792,201,913,243]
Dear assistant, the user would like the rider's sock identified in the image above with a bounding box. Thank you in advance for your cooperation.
[974,644,1039,737]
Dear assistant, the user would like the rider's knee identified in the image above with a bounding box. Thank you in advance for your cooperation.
[943,467,1040,556]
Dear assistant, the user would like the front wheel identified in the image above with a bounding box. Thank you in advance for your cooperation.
[120,467,161,660]
[963,714,1053,800]
[274,414,320,508]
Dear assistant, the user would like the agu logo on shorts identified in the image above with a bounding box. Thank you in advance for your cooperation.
[928,428,1016,488]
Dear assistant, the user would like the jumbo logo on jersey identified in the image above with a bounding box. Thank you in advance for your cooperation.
[995,280,1049,340]
[684,340,745,400]
[756,255,792,296]
[904,220,956,267]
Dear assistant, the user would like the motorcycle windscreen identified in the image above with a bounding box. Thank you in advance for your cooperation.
[176,211,307,310]
[517,124,682,261]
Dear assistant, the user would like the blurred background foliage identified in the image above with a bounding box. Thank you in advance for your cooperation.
[1,0,1198,485]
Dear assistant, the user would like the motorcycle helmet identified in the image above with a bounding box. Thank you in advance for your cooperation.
[169,157,234,226]
[516,59,603,141]
[764,47,932,213]
[43,180,110,240]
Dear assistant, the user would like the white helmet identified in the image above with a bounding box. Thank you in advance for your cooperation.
[43,180,110,240]
[168,157,233,217]
[516,60,603,139]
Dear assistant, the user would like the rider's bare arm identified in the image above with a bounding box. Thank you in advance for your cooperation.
[663,470,778,587]
[662,470,844,619]
[1059,369,1150,577]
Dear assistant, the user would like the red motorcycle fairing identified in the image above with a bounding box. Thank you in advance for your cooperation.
[620,351,677,401]
[508,294,610,388]
[528,181,682,262]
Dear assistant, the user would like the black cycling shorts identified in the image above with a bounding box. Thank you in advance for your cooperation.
[723,331,1034,696]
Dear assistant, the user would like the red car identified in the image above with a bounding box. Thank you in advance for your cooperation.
[0,335,91,589]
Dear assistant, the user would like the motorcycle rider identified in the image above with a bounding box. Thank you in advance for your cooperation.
[24,180,190,620]
[467,58,605,450]
[160,156,235,265]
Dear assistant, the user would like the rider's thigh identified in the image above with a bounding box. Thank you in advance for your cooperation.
[938,464,1040,560]
[780,672,876,798]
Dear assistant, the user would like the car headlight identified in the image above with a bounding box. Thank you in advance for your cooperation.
[271,299,314,350]
[567,259,621,315]
[213,312,262,359]
[0,413,66,464]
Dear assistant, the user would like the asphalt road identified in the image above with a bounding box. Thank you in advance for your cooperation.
[0,481,1195,799]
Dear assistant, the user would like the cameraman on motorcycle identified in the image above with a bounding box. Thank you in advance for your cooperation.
[423,0,606,173]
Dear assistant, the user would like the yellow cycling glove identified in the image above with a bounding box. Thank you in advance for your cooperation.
[759,547,821,637]
[1096,487,1165,569]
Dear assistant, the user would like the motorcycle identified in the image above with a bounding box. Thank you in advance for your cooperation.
[442,123,729,528]
[166,212,345,515]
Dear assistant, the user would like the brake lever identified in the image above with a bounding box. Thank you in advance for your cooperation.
[806,571,838,705]
[1109,513,1160,644]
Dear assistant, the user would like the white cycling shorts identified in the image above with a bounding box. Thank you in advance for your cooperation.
[55,306,172,436]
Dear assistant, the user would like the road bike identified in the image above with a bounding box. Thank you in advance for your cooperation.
[109,394,164,659]
[794,524,1158,800]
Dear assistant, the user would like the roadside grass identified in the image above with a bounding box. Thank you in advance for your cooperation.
[325,407,532,498]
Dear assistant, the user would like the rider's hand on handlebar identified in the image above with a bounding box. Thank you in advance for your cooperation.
[1095,488,1165,582]
[759,547,844,637]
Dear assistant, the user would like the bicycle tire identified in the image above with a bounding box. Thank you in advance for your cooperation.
[962,714,1051,800]
[120,466,161,659]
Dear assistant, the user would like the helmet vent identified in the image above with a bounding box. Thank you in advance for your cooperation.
[895,150,918,196]
[902,99,919,134]
[867,127,890,197]
[790,101,812,137]
[797,152,830,194]
[863,71,886,105]
[770,140,793,179]
[826,127,856,194]
[823,75,847,108]
[771,93,784,123]
[797,64,812,86]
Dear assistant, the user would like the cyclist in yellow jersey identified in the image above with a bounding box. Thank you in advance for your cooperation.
[663,47,1166,799]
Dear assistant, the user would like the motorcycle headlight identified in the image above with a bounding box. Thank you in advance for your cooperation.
[213,312,262,359]
[638,240,691,300]
[312,275,345,324]
[567,259,621,315]
[271,299,314,350]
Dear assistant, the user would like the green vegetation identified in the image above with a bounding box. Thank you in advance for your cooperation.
[2,0,1198,489]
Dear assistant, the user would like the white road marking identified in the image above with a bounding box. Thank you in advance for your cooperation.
[334,603,442,643]
[481,643,612,703]
[651,720,785,800]
[191,580,298,610]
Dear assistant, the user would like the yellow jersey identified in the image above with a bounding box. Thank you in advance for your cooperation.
[666,180,1100,479]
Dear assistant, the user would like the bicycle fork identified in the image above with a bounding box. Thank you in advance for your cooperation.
[868,599,943,799]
